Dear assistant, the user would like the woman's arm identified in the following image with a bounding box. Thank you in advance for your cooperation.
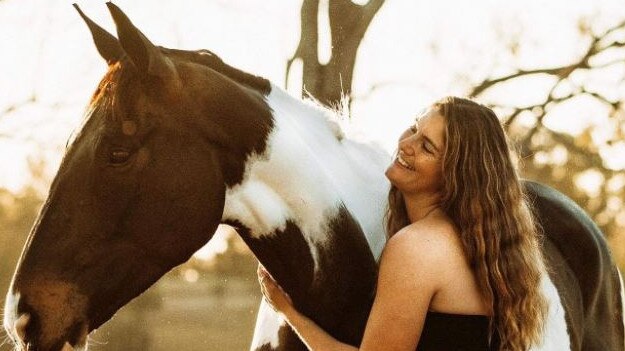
[259,226,447,351]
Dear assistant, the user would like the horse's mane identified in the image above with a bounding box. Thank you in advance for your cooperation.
[300,89,349,142]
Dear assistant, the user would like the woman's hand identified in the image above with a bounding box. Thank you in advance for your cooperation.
[257,265,294,315]
[257,265,357,351]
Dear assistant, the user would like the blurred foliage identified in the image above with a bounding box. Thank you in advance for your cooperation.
[187,229,259,278]
[467,18,625,264]
[0,187,41,302]
[0,187,41,351]
[293,1,625,264]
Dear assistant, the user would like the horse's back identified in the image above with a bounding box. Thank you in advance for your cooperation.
[524,180,624,350]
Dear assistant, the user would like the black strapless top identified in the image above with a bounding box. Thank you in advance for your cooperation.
[416,312,499,351]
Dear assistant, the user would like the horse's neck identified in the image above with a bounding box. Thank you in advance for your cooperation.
[223,85,387,346]
[221,86,389,263]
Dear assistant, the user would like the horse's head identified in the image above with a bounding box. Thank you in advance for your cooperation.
[3,4,273,350]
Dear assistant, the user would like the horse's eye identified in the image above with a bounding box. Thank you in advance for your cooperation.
[109,148,131,165]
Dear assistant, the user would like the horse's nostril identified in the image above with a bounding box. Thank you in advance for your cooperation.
[14,313,30,343]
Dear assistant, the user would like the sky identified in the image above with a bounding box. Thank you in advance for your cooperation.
[0,1,624,260]
[1,0,624,192]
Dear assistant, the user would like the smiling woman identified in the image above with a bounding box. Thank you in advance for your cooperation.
[258,97,625,351]
[385,109,446,200]
[259,98,551,351]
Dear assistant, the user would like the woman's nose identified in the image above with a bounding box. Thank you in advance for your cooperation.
[398,139,415,156]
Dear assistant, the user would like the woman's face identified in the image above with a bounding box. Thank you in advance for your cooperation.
[385,108,446,197]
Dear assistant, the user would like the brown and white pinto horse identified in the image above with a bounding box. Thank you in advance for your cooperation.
[2,4,624,351]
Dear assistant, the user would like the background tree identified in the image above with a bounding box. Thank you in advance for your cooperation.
[468,19,625,260]
[290,2,625,264]
[287,0,386,107]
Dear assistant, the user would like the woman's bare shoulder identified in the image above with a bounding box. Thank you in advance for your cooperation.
[381,214,461,281]
[375,221,453,305]
[389,214,459,256]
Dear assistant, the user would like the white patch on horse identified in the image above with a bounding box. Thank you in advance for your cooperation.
[249,299,287,351]
[3,290,19,343]
[532,271,571,351]
[223,180,291,237]
[222,85,390,261]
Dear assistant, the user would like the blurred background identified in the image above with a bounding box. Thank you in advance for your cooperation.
[1,0,624,350]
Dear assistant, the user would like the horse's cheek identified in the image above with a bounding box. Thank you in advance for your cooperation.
[135,147,151,170]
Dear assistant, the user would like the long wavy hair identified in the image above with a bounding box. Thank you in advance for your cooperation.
[385,96,547,351]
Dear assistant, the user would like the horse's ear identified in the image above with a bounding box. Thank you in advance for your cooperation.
[106,2,176,80]
[73,4,124,65]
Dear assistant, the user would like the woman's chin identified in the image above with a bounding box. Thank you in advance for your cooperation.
[385,164,406,187]
[384,164,397,182]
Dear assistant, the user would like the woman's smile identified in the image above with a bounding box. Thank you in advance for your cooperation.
[395,152,415,171]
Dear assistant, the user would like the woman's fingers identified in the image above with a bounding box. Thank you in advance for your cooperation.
[258,270,280,311]
[257,264,275,295]
[256,264,294,311]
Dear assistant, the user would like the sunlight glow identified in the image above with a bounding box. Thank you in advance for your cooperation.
[534,145,569,167]
[550,145,569,166]
[317,0,331,65]
[617,211,625,227]
[1,0,624,204]
[607,174,625,193]
[0,141,29,193]
[544,95,612,136]
[575,169,605,197]
[183,268,200,283]
[608,196,623,211]
[193,226,231,261]
[601,142,625,170]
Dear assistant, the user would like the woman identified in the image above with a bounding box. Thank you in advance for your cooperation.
[258,96,548,351]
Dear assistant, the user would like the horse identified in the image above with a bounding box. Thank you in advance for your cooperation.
[3,3,624,351]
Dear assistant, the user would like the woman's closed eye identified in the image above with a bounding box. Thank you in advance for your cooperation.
[423,141,433,154]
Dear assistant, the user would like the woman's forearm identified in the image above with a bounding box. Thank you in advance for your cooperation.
[280,305,359,351]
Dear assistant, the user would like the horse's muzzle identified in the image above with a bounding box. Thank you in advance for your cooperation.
[4,283,89,351]
[4,311,87,351]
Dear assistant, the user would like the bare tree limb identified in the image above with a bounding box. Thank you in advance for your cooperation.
[469,17,625,236]
[0,95,37,118]
[469,19,625,98]
[287,0,386,108]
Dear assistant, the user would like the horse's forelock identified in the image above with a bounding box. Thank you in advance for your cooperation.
[89,61,148,125]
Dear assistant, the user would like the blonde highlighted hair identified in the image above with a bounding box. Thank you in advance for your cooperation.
[386,97,547,350]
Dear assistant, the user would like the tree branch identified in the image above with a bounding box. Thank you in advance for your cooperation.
[470,19,625,98]
[286,0,320,89]
[288,0,386,107]
[0,95,37,119]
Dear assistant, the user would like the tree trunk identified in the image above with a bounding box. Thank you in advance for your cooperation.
[287,0,385,108]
